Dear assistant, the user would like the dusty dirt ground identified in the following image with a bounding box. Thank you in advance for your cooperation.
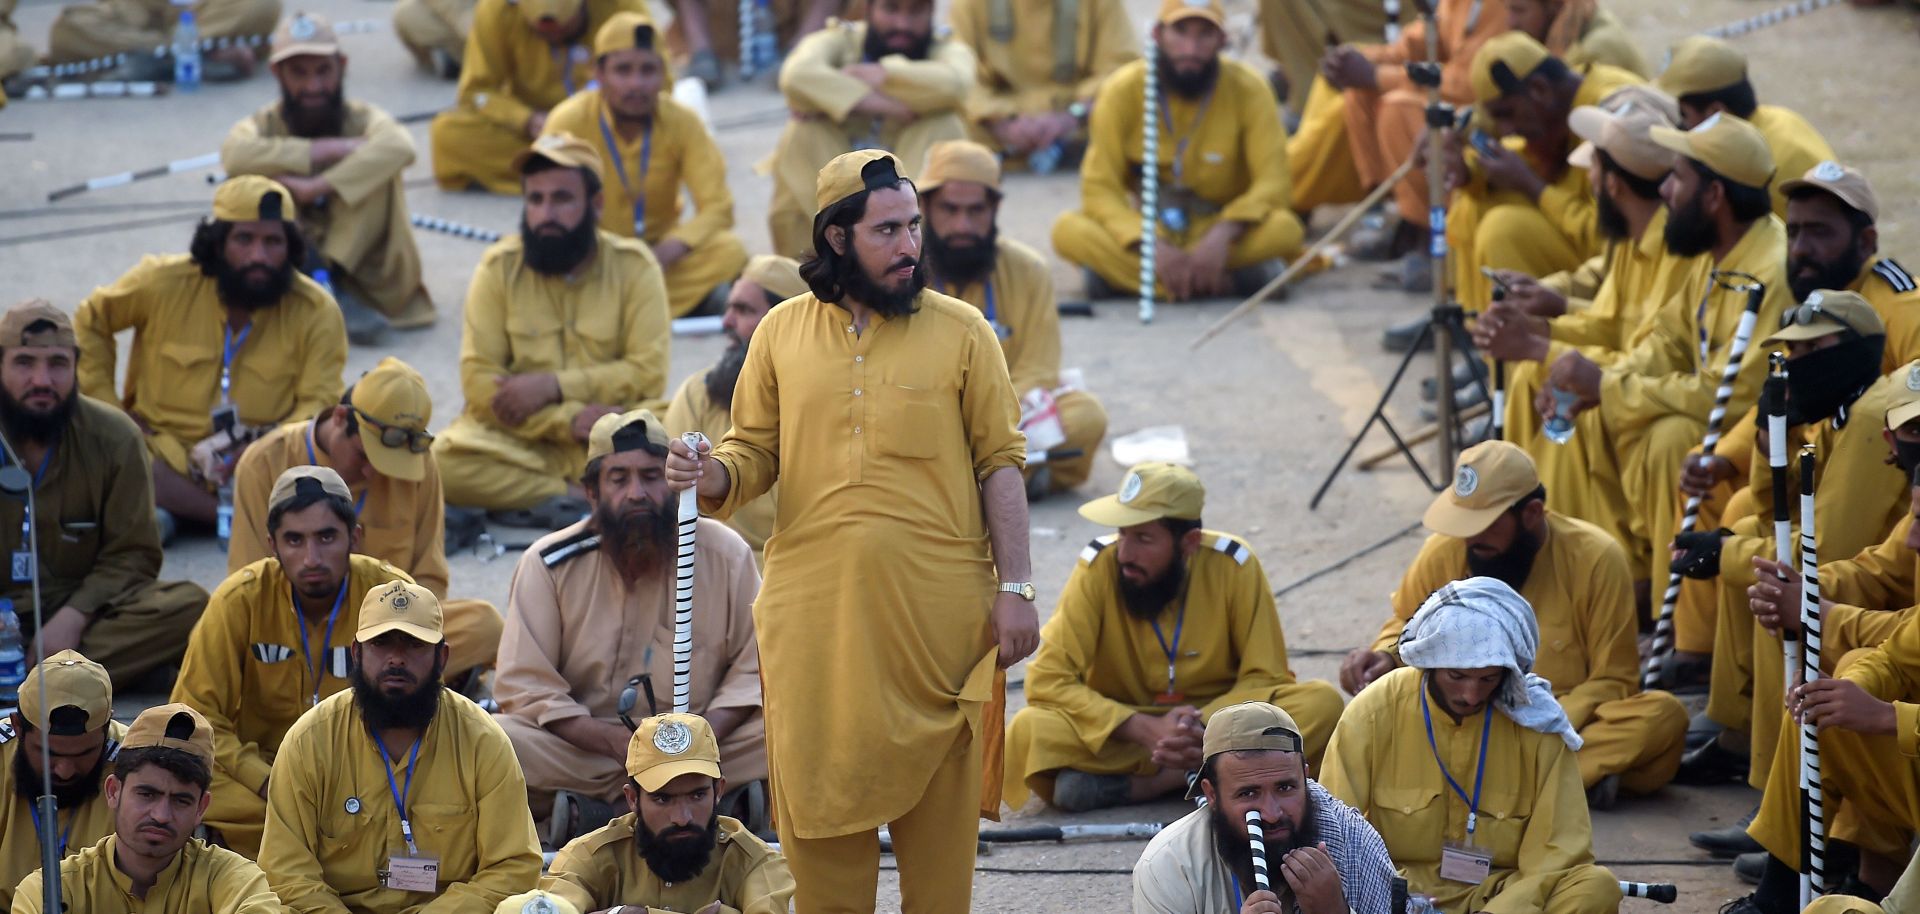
[4,0,1920,908]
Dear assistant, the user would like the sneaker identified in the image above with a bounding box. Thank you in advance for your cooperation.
[1690,806,1762,858]
[1051,770,1130,813]
[547,790,621,848]
[1733,850,1767,886]
[1585,774,1619,811]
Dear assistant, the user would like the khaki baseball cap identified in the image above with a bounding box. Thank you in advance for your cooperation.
[0,300,76,350]
[1157,0,1225,28]
[918,140,1002,195]
[495,891,581,914]
[1567,97,1677,181]
[17,651,112,735]
[626,713,723,792]
[269,11,340,64]
[349,357,432,483]
[120,703,216,766]
[1886,361,1920,430]
[356,579,443,644]
[1765,289,1884,345]
[1201,702,1303,762]
[1657,35,1747,97]
[592,10,658,58]
[1648,112,1773,190]
[739,255,807,302]
[815,150,908,212]
[586,408,670,464]
[517,0,585,26]
[1470,31,1554,104]
[268,465,354,517]
[511,132,605,183]
[1423,441,1540,538]
[1078,463,1204,528]
[1779,161,1879,223]
[211,175,296,223]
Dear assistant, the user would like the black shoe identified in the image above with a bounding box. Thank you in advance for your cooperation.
[1381,315,1432,353]
[1690,806,1762,857]
[1229,260,1289,300]
[1674,738,1750,786]
[1082,267,1120,301]
[335,288,391,346]
[1687,710,1726,751]
[428,47,461,80]
[1586,774,1619,811]
[1734,851,1767,885]
[1719,896,1767,914]
[444,506,487,555]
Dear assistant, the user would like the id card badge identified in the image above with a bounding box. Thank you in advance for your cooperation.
[1439,840,1492,884]
[9,551,30,583]
[384,854,439,892]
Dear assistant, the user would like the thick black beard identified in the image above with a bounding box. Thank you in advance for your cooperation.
[215,257,295,311]
[1158,52,1220,100]
[634,808,719,883]
[1118,559,1186,622]
[924,225,998,288]
[839,256,925,317]
[1466,524,1542,590]
[0,384,74,445]
[281,85,347,139]
[862,26,930,62]
[1788,244,1869,302]
[520,212,599,277]
[1663,193,1720,258]
[1894,439,1920,475]
[1595,190,1630,242]
[350,655,446,733]
[594,498,675,579]
[12,743,105,808]
[1207,788,1318,881]
[704,340,748,411]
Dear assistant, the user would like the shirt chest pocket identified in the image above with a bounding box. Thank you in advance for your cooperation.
[409,801,478,879]
[45,519,101,579]
[153,342,218,417]
[874,384,948,460]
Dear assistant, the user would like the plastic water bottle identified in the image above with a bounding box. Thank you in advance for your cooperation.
[0,601,25,711]
[1028,141,1064,175]
[172,9,201,91]
[312,267,334,295]
[748,0,777,73]
[216,482,234,547]
[1543,387,1578,444]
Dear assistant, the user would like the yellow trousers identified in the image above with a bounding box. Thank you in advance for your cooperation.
[49,0,278,61]
[430,109,536,195]
[1670,485,1754,656]
[779,729,980,914]
[498,710,767,815]
[1506,360,1644,563]
[1707,565,1761,734]
[1345,85,1431,224]
[1284,78,1368,214]
[1615,413,1704,594]
[0,18,33,79]
[1000,680,1343,809]
[305,182,435,328]
[767,114,966,259]
[71,579,208,688]
[1448,187,1585,316]
[391,0,475,71]
[1749,681,1916,867]
[1031,389,1108,492]
[1452,863,1622,914]
[1258,0,1393,113]
[431,419,586,511]
[1050,209,1305,300]
[1578,690,1688,792]
[664,231,751,318]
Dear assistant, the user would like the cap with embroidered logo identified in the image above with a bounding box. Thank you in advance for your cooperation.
[1886,360,1920,431]
[586,408,670,464]
[17,650,112,735]
[1423,441,1540,538]
[1764,289,1883,346]
[510,132,605,183]
[1657,35,1747,97]
[1078,462,1204,528]
[357,579,443,644]
[350,357,432,483]
[815,150,909,213]
[269,11,340,64]
[212,175,296,223]
[917,140,1002,195]
[494,890,581,914]
[0,300,76,350]
[626,713,723,792]
[1157,0,1225,28]
[1470,31,1554,104]
[1648,112,1773,190]
[120,703,216,766]
[268,465,353,517]
[1779,160,1878,223]
[739,255,808,302]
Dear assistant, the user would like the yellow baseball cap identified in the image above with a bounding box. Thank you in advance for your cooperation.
[1567,95,1677,181]
[269,11,340,65]
[586,408,669,464]
[511,132,605,183]
[120,703,216,766]
[1078,462,1204,528]
[516,0,585,26]
[1423,441,1540,538]
[1779,161,1879,223]
[17,650,112,735]
[1766,289,1884,345]
[350,357,432,483]
[268,465,353,516]
[1648,112,1773,189]
[1157,0,1225,28]
[356,580,443,644]
[815,149,908,212]
[626,713,723,792]
[593,10,658,57]
[1657,35,1747,97]
[494,891,581,914]
[918,140,1002,194]
[0,300,76,350]
[739,255,807,302]
[1886,361,1920,430]
[1470,31,1553,104]
[211,175,296,223]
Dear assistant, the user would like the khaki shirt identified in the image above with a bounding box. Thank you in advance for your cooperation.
[457,232,671,442]
[12,835,280,914]
[778,19,976,126]
[454,0,649,134]
[227,420,452,599]
[703,289,1023,836]
[544,814,793,914]
[1543,208,1705,368]
[543,90,736,248]
[171,555,415,796]
[221,100,417,215]
[0,720,126,910]
[664,374,775,557]
[1857,258,1920,373]
[74,254,348,473]
[258,690,543,914]
[930,237,1063,396]
[947,0,1137,122]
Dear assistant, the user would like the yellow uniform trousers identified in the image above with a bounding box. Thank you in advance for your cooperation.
[496,712,766,815]
[1617,413,1703,593]
[1284,79,1368,214]
[767,115,965,258]
[1576,690,1689,792]
[663,233,751,317]
[1505,360,1643,562]
[1345,84,1430,224]
[779,729,980,914]
[433,420,585,511]
[73,580,209,688]
[1050,209,1304,301]
[1259,0,1395,113]
[49,0,277,62]
[1749,693,1915,867]
[392,0,475,71]
[1669,483,1753,654]
[1038,389,1107,491]
[429,110,540,194]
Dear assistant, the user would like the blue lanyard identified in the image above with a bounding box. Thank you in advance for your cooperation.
[552,43,582,95]
[374,734,424,855]
[597,110,652,238]
[934,279,1008,339]
[1149,599,1187,695]
[28,802,75,856]
[1422,675,1494,836]
[304,422,368,515]
[220,322,252,405]
[9,445,54,544]
[290,581,349,707]
[1155,88,1215,190]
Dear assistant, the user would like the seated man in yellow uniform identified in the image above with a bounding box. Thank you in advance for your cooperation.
[0,652,122,908]
[1781,163,1920,370]
[1257,0,1402,115]
[1005,463,1343,812]
[11,703,281,914]
[171,466,419,859]
[495,409,764,841]
[258,581,543,914]
[948,0,1136,164]
[544,713,795,913]
[391,0,475,78]
[918,141,1107,495]
[223,12,435,344]
[1053,0,1300,303]
[75,176,347,538]
[429,0,648,193]
[1341,442,1688,808]
[1322,577,1620,914]
[766,0,974,257]
[664,0,846,85]
[1655,36,1833,218]
[48,0,275,79]
[431,134,670,521]
[227,358,503,687]
[663,255,805,560]
[544,12,750,318]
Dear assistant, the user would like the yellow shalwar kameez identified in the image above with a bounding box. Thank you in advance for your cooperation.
[431,230,670,511]
[1321,667,1620,914]
[701,289,1024,914]
[222,100,435,328]
[932,237,1106,491]
[430,0,648,193]
[947,0,1137,151]
[543,815,794,914]
[392,0,475,73]
[0,720,125,910]
[767,19,975,257]
[1861,258,1920,372]
[665,371,776,561]
[170,555,415,860]
[258,689,543,914]
[74,254,348,480]
[1052,57,1303,298]
[12,835,280,914]
[1379,513,1688,792]
[544,89,749,317]
[48,0,277,65]
[1003,530,1344,809]
[1257,0,1408,114]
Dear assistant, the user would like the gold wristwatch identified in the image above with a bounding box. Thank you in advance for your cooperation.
[999,582,1036,601]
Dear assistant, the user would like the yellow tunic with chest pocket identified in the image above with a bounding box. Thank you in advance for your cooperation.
[0,719,125,910]
[12,835,281,914]
[542,814,793,914]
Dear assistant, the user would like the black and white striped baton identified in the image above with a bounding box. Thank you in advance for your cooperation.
[1798,444,1827,904]
[672,432,707,714]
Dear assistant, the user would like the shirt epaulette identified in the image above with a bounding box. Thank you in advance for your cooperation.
[542,530,601,568]
[1079,534,1117,564]
[1206,533,1253,566]
[0,719,16,745]
[1874,259,1917,294]
[104,738,120,762]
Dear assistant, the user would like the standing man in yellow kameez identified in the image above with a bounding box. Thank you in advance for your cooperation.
[666,149,1037,914]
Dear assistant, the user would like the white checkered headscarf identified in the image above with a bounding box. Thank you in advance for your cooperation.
[1398,577,1582,750]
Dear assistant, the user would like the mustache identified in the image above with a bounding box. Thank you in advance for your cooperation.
[137,820,176,836]
[378,668,419,686]
[887,256,918,272]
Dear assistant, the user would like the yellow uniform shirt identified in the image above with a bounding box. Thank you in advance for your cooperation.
[778,19,976,127]
[1858,258,1920,372]
[0,720,125,910]
[453,0,647,135]
[1749,104,1835,219]
[12,835,280,914]
[947,0,1138,123]
[1837,602,1920,758]
[1320,667,1616,914]
[227,421,452,598]
[258,690,543,914]
[543,90,735,248]
[664,372,776,557]
[703,289,1023,837]
[543,814,794,914]
[171,555,415,796]
[74,254,348,475]
[1821,514,1920,651]
[1377,513,1637,730]
[1543,209,1706,367]
[1080,57,1294,249]
[222,100,416,219]
[930,237,1063,396]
